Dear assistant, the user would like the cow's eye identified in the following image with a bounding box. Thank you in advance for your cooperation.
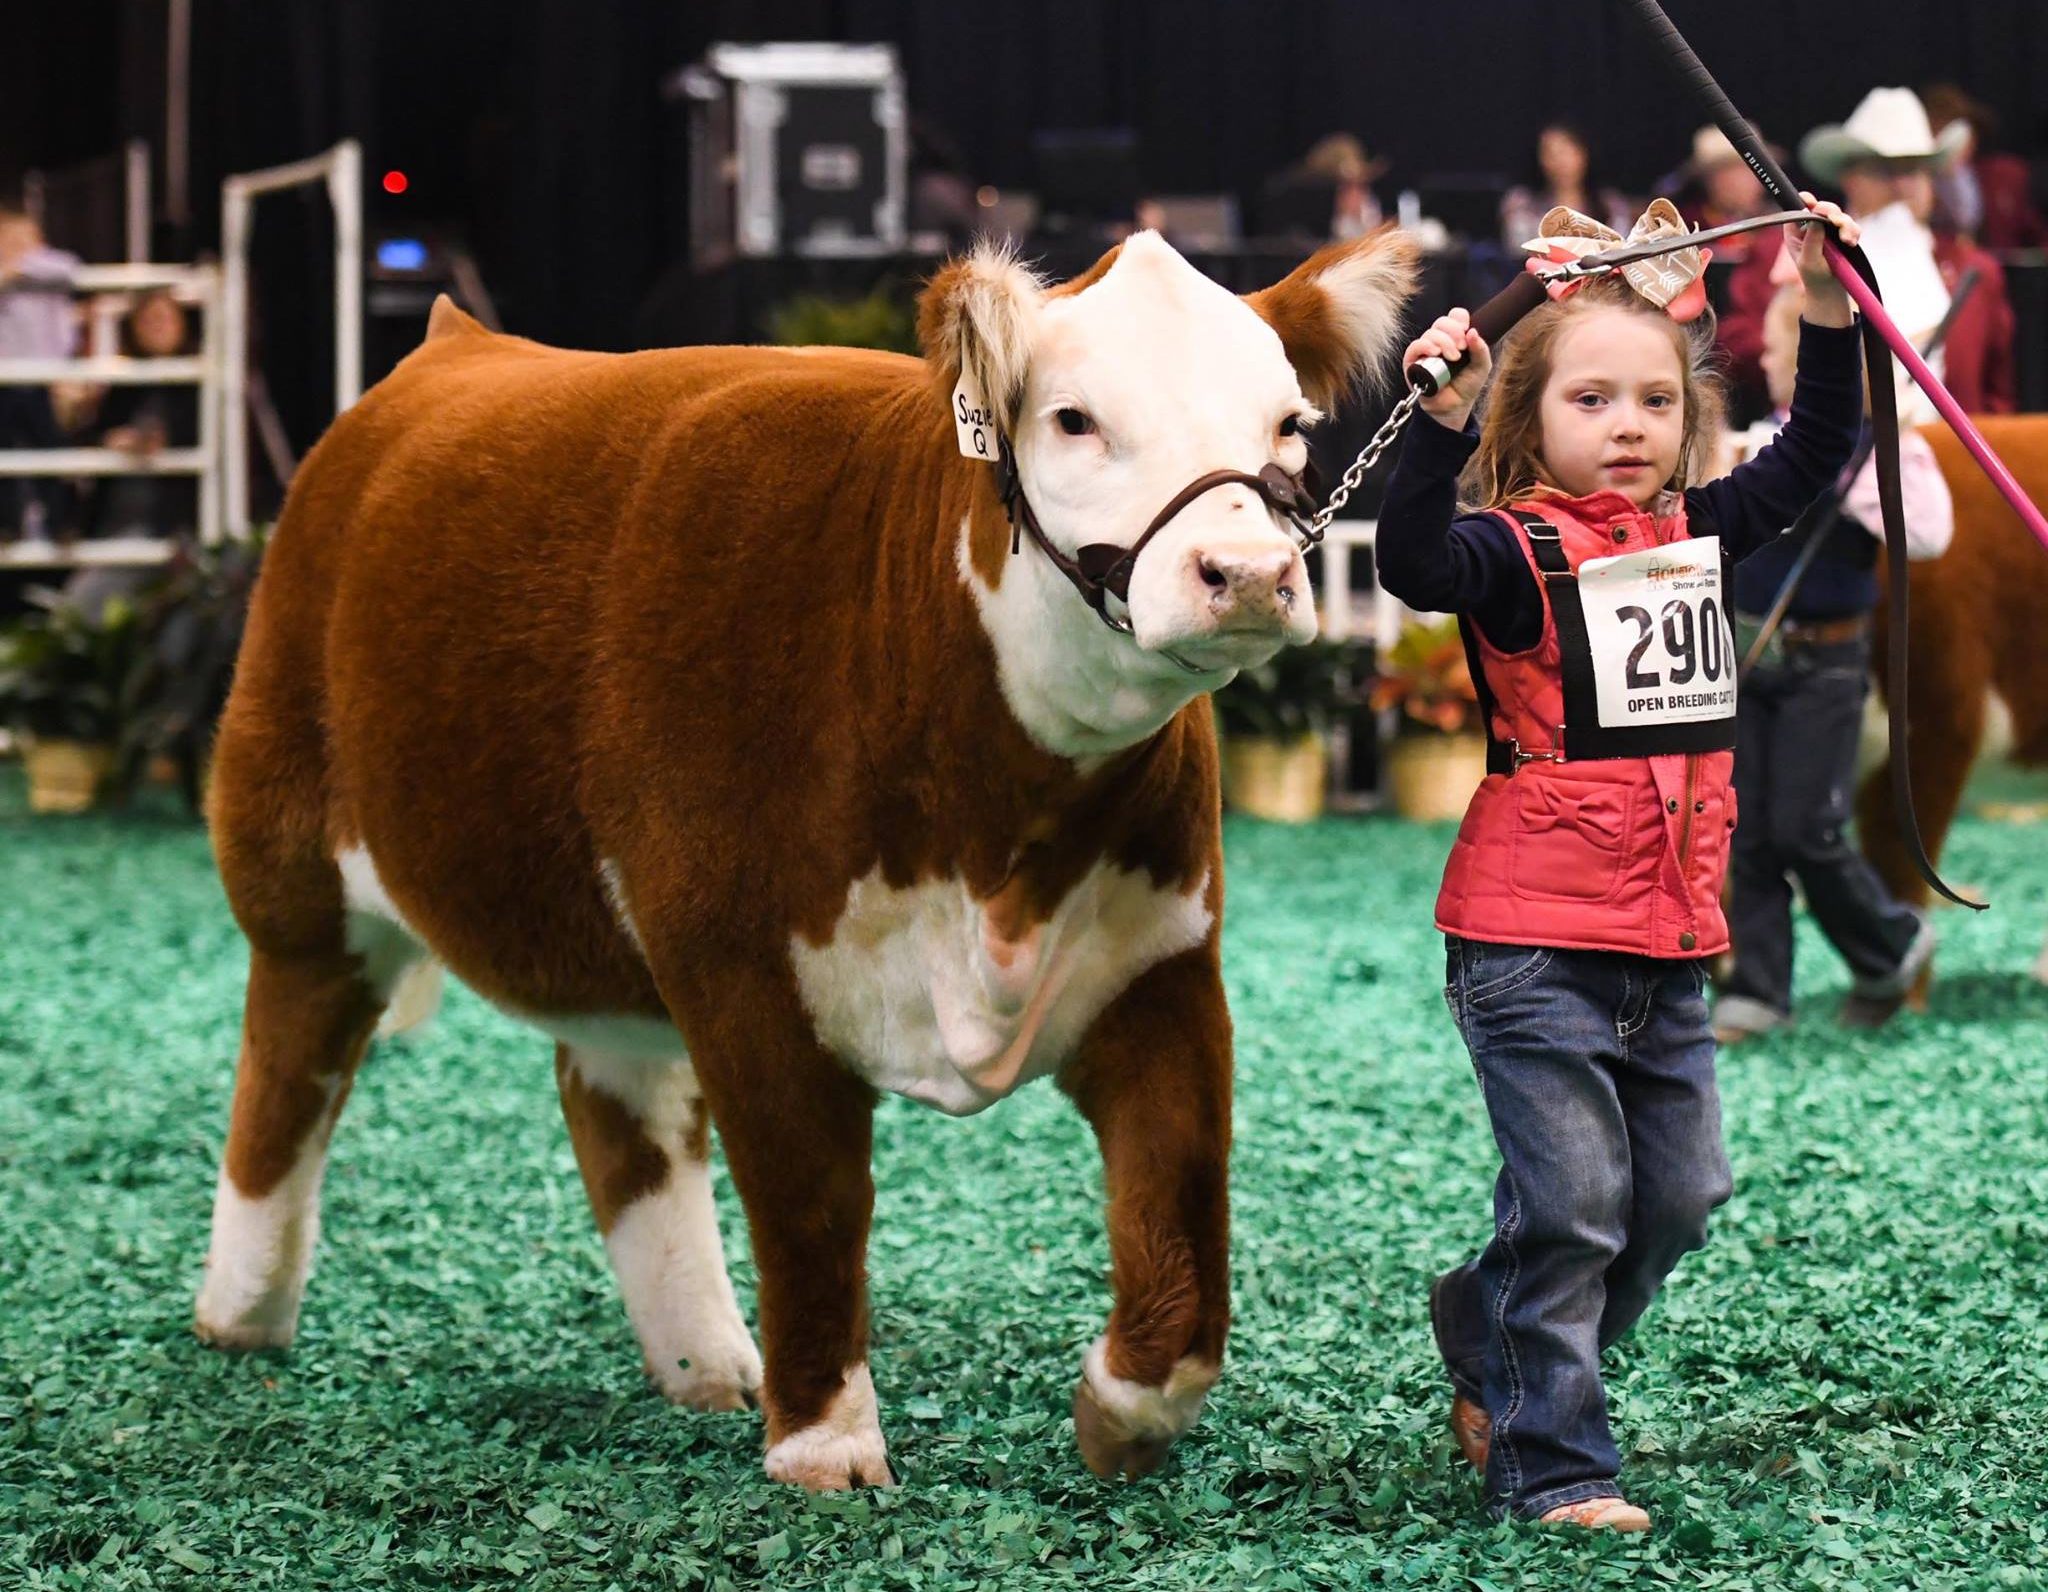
[1055,408,1095,437]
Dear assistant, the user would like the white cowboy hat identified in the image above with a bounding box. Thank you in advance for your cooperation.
[1799,88,1969,182]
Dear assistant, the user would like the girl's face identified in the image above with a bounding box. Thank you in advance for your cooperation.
[1537,308,1686,506]
[1538,129,1588,191]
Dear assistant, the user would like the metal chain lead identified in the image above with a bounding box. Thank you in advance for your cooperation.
[1303,385,1423,542]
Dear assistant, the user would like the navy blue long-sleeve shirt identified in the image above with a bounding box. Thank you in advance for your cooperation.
[1373,319,1865,652]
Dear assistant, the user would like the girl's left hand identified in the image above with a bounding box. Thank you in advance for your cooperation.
[1793,193,1860,326]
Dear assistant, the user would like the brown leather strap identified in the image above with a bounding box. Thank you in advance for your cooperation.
[1077,465,1317,603]
[1545,208,1810,278]
[996,441,1318,632]
[1778,612,1869,646]
[1843,240,1980,910]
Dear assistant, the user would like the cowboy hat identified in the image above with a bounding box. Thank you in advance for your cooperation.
[1678,126,1744,180]
[1299,133,1392,187]
[1799,88,1969,182]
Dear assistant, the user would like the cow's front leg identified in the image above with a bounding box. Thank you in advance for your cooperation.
[1061,946,1231,1480]
[674,959,891,1490]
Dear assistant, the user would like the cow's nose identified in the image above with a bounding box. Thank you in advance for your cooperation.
[1194,545,1297,623]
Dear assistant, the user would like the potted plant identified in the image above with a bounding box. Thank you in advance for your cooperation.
[765,285,919,354]
[0,587,144,813]
[1211,638,1368,822]
[1369,615,1486,821]
[111,530,266,812]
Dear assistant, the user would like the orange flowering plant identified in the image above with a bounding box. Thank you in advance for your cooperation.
[1368,615,1481,736]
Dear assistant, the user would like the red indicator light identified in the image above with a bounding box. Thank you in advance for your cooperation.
[382,170,409,195]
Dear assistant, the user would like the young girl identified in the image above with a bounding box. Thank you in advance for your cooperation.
[1375,195,1864,1531]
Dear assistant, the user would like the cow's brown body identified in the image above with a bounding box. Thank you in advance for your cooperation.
[206,316,1224,1470]
[1859,417,2048,959]
[196,229,1419,1486]
[220,327,1216,1021]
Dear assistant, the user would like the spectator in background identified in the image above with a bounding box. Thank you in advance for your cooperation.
[1799,89,1962,427]
[88,290,199,538]
[1672,127,1775,254]
[1499,122,1633,251]
[1714,283,1948,1044]
[1304,133,1387,240]
[1894,143,2018,414]
[0,202,81,540]
[1920,82,2048,250]
[1261,133,1388,244]
[1669,127,1786,423]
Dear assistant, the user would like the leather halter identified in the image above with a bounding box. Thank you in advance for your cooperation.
[992,437,1324,635]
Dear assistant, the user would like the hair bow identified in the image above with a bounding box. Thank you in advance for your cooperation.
[1520,199,1713,322]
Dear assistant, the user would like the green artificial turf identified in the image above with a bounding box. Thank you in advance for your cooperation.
[3,767,2047,1591]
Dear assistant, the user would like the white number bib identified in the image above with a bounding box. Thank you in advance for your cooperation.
[1576,537,1736,730]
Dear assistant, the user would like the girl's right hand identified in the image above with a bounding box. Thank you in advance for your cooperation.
[1403,308,1492,430]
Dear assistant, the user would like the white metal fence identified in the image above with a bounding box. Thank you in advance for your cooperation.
[0,262,222,567]
[1317,520,1438,808]
[0,140,362,566]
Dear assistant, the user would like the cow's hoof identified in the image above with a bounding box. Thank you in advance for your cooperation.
[1073,1378,1174,1480]
[193,1310,296,1351]
[764,1439,896,1491]
[762,1364,895,1490]
[650,1334,763,1413]
[193,1274,300,1350]
[1072,1339,1219,1481]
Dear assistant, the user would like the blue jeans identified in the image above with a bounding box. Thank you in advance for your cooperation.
[1432,935,1733,1518]
[1724,630,1922,1017]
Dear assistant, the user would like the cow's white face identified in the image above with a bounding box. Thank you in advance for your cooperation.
[925,228,1418,758]
[1018,236,1321,669]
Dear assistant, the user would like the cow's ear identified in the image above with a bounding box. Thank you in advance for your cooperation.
[918,242,1045,432]
[1244,225,1422,412]
[1046,241,1122,300]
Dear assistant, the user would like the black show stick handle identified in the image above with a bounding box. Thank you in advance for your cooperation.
[1409,271,1550,396]
[1617,0,1801,207]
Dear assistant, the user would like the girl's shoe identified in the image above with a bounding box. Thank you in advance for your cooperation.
[1428,1270,1490,1471]
[1539,1497,1651,1532]
[1449,1392,1491,1472]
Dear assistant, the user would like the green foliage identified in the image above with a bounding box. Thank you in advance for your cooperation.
[767,286,921,355]
[4,770,2048,1589]
[0,587,143,744]
[1213,638,1371,743]
[111,530,267,810]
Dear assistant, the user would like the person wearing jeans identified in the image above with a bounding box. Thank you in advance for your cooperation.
[1378,197,1865,1528]
[1432,938,1733,1517]
[1713,283,1946,1042]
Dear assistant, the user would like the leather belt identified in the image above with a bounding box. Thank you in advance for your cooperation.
[1779,613,1870,646]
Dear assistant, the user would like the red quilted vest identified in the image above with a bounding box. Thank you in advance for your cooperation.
[1435,491,1738,959]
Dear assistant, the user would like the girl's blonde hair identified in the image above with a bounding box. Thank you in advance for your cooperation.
[1458,274,1727,511]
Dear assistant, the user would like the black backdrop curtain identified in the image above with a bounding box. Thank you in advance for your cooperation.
[8,2,2048,369]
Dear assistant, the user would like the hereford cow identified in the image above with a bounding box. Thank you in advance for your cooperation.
[193,229,1419,1488]
[1859,415,2048,986]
